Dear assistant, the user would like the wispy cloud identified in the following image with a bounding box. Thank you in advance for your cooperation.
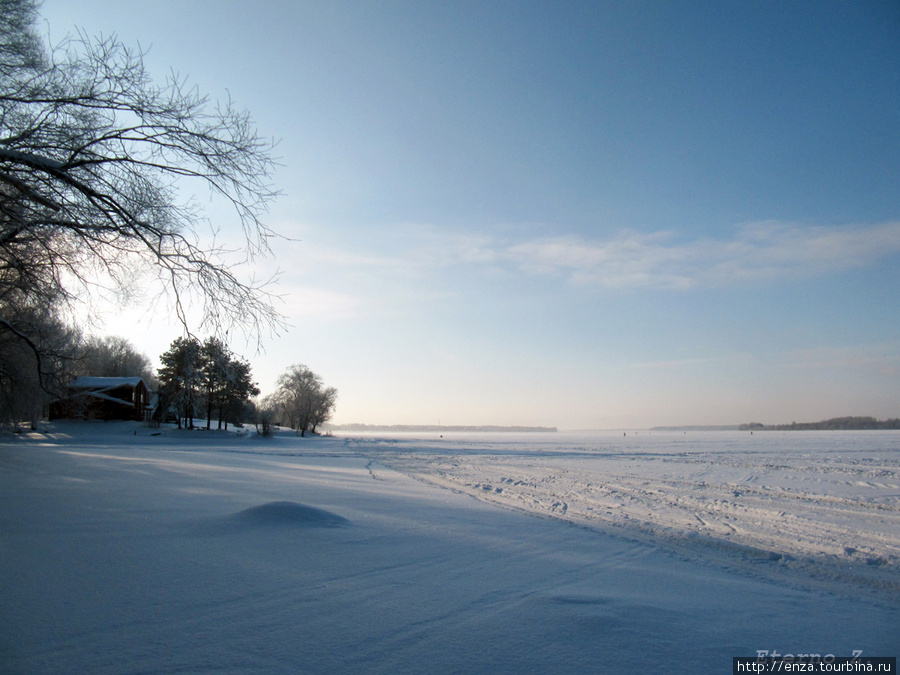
[271,220,900,323]
[269,224,498,321]
[280,223,496,278]
[505,221,900,289]
[276,285,362,320]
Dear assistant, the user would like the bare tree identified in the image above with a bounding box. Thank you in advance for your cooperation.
[309,385,337,434]
[272,364,337,437]
[0,0,282,343]
[77,335,155,385]
[0,0,282,424]
[0,304,79,428]
[252,396,277,437]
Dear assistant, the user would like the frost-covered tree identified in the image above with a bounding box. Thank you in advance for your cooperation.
[77,335,155,386]
[0,305,78,429]
[0,0,282,419]
[251,396,277,437]
[308,385,337,435]
[272,364,337,436]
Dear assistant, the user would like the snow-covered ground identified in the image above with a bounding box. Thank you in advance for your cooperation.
[365,430,900,595]
[1,423,897,673]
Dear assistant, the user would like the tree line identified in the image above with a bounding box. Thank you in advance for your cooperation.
[740,417,900,431]
[154,337,336,436]
[0,324,339,436]
[157,336,257,431]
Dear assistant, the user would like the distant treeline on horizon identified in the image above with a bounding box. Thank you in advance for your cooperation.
[326,424,558,433]
[652,416,900,432]
[739,416,900,431]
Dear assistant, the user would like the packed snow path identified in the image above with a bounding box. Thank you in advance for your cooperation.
[1,423,897,674]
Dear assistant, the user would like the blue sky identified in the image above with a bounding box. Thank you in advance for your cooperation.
[42,1,900,428]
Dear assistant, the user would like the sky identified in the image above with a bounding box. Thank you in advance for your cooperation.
[39,0,900,429]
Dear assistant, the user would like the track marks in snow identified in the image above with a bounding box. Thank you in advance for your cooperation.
[374,438,900,595]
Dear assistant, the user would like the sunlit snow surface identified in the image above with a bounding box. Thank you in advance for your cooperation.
[1,423,897,673]
[366,430,900,589]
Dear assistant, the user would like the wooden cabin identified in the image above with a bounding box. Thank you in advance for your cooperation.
[49,377,151,421]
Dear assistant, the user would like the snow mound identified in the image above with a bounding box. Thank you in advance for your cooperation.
[228,501,350,528]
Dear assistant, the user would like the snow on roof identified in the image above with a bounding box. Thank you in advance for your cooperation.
[69,376,145,390]
[76,390,135,407]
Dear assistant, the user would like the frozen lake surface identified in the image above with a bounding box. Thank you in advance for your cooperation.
[1,423,897,673]
[363,430,900,594]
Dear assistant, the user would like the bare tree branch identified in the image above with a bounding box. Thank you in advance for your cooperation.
[1,7,284,343]
[1,0,286,425]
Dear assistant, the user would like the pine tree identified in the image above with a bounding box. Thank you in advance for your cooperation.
[157,337,201,429]
[199,337,230,430]
[218,357,259,430]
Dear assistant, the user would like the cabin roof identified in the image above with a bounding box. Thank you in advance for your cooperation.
[69,376,145,390]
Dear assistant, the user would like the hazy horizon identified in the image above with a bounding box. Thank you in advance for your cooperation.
[42,1,900,429]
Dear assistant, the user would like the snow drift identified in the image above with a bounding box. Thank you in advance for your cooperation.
[227,501,351,528]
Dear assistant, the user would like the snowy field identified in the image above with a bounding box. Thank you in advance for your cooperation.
[1,423,897,674]
[367,430,900,595]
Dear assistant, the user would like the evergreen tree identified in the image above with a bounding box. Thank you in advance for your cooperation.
[158,337,201,429]
[160,335,258,430]
[218,357,259,430]
[199,337,230,430]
